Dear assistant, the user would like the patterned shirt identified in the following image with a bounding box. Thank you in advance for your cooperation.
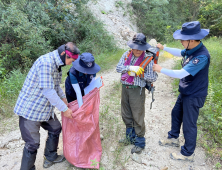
[14,50,65,121]
[116,50,158,87]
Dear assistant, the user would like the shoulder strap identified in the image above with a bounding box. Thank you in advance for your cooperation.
[146,48,160,64]
[138,56,153,78]
[125,50,132,61]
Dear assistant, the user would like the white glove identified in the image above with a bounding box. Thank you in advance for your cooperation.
[129,66,144,76]
[128,71,136,76]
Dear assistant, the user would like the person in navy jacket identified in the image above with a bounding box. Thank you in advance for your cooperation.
[65,52,101,106]
[153,21,210,162]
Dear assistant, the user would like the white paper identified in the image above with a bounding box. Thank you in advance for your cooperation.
[84,77,103,95]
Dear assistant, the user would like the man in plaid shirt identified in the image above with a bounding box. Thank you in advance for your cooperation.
[14,42,80,170]
[116,33,157,154]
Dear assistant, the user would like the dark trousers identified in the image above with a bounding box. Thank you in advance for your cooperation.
[121,85,146,148]
[168,94,206,156]
[19,115,62,170]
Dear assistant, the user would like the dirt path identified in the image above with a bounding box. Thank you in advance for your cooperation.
[0,56,212,170]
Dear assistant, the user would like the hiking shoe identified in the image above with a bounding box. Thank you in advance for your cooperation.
[170,152,194,162]
[43,155,65,168]
[131,146,144,154]
[159,138,180,147]
[119,138,132,146]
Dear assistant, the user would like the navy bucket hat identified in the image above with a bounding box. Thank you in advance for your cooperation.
[173,21,209,40]
[127,33,151,51]
[72,52,100,74]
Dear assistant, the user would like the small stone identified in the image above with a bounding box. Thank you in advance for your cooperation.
[161,167,168,170]
[109,146,115,152]
[131,153,142,164]
[100,134,104,140]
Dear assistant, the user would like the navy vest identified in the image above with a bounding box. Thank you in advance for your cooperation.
[179,44,210,97]
[65,66,94,99]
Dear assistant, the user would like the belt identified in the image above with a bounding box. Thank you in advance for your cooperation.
[122,84,138,89]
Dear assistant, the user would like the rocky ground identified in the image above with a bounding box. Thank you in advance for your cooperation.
[0,57,212,170]
[0,0,215,169]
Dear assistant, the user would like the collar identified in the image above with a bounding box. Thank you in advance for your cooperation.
[79,72,84,76]
[53,50,64,69]
[78,72,88,77]
[185,41,203,56]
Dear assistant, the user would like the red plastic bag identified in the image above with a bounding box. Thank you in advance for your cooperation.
[62,88,102,169]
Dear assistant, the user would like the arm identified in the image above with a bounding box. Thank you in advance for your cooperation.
[116,51,130,73]
[152,64,190,79]
[163,47,182,57]
[42,88,68,112]
[153,55,208,78]
[69,72,83,108]
[161,68,190,79]
[72,84,83,108]
[58,86,66,99]
[156,43,182,57]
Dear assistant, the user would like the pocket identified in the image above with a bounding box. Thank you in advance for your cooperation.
[192,97,206,108]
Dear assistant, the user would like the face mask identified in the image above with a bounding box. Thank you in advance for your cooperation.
[58,44,66,67]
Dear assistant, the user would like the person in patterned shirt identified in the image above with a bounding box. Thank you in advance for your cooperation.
[116,33,157,154]
[14,42,80,170]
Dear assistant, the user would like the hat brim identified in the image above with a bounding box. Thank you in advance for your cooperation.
[72,58,101,74]
[173,29,210,40]
[127,40,151,51]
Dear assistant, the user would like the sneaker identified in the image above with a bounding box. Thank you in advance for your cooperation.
[159,138,180,147]
[170,152,194,162]
[119,138,132,146]
[131,146,144,154]
[43,155,65,168]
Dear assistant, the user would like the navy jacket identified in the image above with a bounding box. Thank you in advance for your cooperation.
[65,66,95,99]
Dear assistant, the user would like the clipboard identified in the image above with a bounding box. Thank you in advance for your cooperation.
[84,76,104,95]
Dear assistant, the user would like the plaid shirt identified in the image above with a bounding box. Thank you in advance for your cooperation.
[14,50,65,121]
[116,50,158,87]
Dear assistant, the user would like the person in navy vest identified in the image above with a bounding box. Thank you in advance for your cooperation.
[153,21,210,162]
[65,52,101,106]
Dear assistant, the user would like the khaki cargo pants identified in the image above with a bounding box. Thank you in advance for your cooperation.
[121,84,146,137]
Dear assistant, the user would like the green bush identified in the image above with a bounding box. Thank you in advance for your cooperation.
[0,0,116,79]
[198,2,222,37]
[131,0,201,42]
[0,69,27,99]
[197,37,222,144]
[130,0,222,42]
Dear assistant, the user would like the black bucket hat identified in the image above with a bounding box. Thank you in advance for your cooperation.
[173,21,209,40]
[127,33,151,51]
[72,52,100,74]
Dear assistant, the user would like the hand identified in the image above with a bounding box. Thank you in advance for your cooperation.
[152,64,162,73]
[129,66,144,76]
[62,97,68,106]
[156,43,164,50]
[128,71,136,76]
[63,108,73,119]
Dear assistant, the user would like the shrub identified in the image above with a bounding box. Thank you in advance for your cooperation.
[0,0,116,79]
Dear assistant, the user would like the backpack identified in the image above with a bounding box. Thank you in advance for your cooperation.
[126,47,160,109]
